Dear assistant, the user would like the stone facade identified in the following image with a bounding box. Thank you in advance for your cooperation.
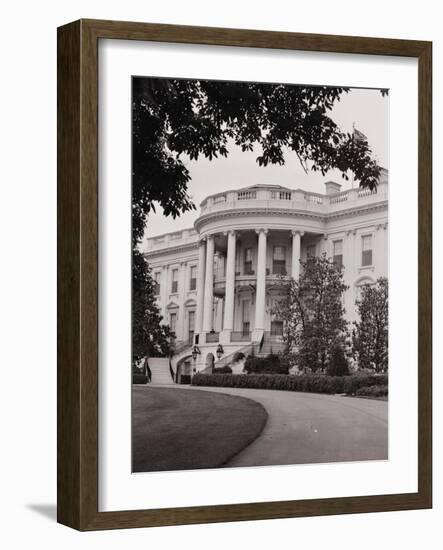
[143,170,388,375]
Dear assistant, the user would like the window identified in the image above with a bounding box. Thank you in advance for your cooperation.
[188,310,195,343]
[242,300,251,336]
[270,320,283,336]
[153,271,161,295]
[273,246,286,275]
[169,312,177,335]
[307,244,316,258]
[333,240,343,268]
[244,248,253,275]
[361,235,373,266]
[189,265,197,291]
[171,269,179,293]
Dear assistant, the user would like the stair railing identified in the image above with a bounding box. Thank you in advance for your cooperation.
[259,331,265,353]
[214,341,258,369]
[169,357,175,382]
[144,357,152,383]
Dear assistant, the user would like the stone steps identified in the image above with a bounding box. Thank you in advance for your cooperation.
[148,358,173,385]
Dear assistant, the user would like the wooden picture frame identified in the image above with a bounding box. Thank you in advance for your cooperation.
[57,19,432,530]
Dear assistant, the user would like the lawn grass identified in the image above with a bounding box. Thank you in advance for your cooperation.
[132,386,268,473]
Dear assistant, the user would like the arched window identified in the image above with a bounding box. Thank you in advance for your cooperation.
[355,276,375,301]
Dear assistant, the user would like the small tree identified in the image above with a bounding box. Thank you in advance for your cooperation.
[271,279,303,369]
[132,250,172,367]
[327,344,350,376]
[352,277,388,372]
[273,254,349,372]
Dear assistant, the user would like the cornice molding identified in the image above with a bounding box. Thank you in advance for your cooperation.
[194,201,388,232]
[144,241,199,259]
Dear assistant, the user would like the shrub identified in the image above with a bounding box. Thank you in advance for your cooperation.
[327,345,350,376]
[133,373,148,384]
[191,373,388,396]
[355,384,388,398]
[213,366,233,374]
[244,353,288,375]
[343,374,388,395]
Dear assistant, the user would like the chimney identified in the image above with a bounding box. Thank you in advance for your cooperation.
[324,181,342,195]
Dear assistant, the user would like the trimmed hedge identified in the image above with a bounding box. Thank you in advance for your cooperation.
[244,353,288,375]
[213,366,233,374]
[355,384,388,398]
[343,374,388,395]
[191,373,388,395]
[133,373,149,384]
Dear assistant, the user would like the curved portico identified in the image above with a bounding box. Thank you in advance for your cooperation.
[195,224,311,346]
[144,177,389,375]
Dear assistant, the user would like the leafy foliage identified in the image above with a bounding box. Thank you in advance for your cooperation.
[352,277,389,372]
[327,344,350,376]
[273,254,349,372]
[132,373,149,385]
[132,249,172,366]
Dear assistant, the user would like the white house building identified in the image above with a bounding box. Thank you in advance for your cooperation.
[143,170,388,381]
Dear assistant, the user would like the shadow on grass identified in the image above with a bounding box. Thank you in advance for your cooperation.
[132,386,268,473]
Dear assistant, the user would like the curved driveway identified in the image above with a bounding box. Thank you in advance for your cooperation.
[184,386,388,467]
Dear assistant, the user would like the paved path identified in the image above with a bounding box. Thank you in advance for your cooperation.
[181,386,388,467]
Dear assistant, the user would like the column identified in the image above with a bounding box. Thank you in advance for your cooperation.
[381,223,388,277]
[178,261,187,341]
[253,229,268,339]
[214,298,223,332]
[345,229,356,323]
[221,230,236,343]
[291,230,303,279]
[195,239,206,338]
[375,223,388,278]
[160,265,169,319]
[202,234,215,333]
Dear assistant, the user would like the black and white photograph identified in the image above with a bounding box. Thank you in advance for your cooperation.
[131,77,389,473]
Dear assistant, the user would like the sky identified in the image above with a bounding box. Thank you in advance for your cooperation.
[141,85,389,238]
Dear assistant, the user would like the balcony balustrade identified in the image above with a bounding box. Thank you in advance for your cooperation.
[198,183,387,217]
[145,182,387,254]
[272,264,287,276]
[145,228,198,252]
[213,264,291,288]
